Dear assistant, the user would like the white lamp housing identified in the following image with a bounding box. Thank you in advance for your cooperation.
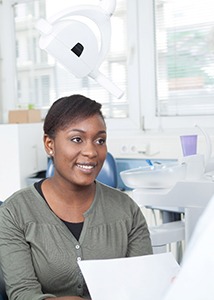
[36,0,124,99]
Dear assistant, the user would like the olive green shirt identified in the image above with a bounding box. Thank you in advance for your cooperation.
[0,181,152,300]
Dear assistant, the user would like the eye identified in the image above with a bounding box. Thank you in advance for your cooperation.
[96,138,106,145]
[71,137,82,143]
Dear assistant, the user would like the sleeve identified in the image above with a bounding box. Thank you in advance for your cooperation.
[0,205,56,300]
[126,202,153,257]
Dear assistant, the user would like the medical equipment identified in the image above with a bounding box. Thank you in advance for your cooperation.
[36,0,124,99]
[195,124,213,172]
[180,134,197,156]
[120,158,214,258]
[120,162,187,189]
[133,180,214,245]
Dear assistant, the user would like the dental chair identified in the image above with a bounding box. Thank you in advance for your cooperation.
[96,152,118,188]
[132,190,185,262]
[46,152,118,188]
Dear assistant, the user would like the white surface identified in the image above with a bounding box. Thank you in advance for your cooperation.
[163,195,214,300]
[150,221,185,245]
[79,252,180,300]
[181,154,205,180]
[120,162,186,189]
[133,180,214,243]
[0,123,47,200]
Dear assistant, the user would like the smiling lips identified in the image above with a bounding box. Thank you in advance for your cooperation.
[76,163,97,171]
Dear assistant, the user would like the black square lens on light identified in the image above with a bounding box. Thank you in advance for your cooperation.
[71,43,84,57]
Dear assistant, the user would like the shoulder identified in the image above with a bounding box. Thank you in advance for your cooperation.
[96,181,132,200]
[1,185,39,208]
[89,182,147,236]
[95,181,140,214]
[0,185,45,223]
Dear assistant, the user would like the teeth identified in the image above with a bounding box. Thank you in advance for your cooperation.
[77,164,94,170]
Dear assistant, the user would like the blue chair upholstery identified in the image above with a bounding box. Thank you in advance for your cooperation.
[46,152,118,188]
[46,158,55,178]
[96,152,118,188]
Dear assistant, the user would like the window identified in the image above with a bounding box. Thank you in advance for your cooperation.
[139,0,214,129]
[2,0,141,130]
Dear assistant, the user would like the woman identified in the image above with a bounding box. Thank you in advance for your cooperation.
[0,95,152,300]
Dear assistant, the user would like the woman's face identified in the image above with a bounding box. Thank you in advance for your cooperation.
[44,114,107,187]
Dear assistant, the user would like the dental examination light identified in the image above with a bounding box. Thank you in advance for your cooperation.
[36,0,124,99]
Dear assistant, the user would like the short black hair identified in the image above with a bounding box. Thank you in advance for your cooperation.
[43,94,105,138]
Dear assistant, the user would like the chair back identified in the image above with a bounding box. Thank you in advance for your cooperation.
[96,152,118,188]
[46,152,118,188]
[46,158,55,178]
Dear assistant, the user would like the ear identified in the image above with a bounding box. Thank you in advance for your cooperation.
[44,134,54,157]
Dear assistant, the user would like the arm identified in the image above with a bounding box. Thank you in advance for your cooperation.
[126,204,153,257]
[0,207,55,300]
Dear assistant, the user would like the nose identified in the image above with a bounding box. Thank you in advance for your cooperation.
[81,141,98,158]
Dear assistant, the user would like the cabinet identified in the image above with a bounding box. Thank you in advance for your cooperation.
[0,123,47,200]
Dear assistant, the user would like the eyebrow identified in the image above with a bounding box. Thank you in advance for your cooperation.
[68,129,107,135]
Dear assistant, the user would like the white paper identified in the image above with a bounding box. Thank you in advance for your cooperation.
[163,195,214,300]
[78,252,180,300]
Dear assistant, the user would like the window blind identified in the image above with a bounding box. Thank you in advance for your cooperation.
[155,0,214,117]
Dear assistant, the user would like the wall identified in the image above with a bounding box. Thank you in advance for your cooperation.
[107,131,214,161]
[0,123,47,200]
[1,123,214,200]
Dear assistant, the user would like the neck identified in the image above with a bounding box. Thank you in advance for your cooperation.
[41,178,96,222]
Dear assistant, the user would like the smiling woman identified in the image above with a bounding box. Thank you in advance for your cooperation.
[43,95,107,195]
[0,94,152,300]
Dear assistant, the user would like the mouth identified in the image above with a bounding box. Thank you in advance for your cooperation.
[76,163,97,171]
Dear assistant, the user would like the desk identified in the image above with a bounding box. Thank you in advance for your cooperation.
[132,180,214,244]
